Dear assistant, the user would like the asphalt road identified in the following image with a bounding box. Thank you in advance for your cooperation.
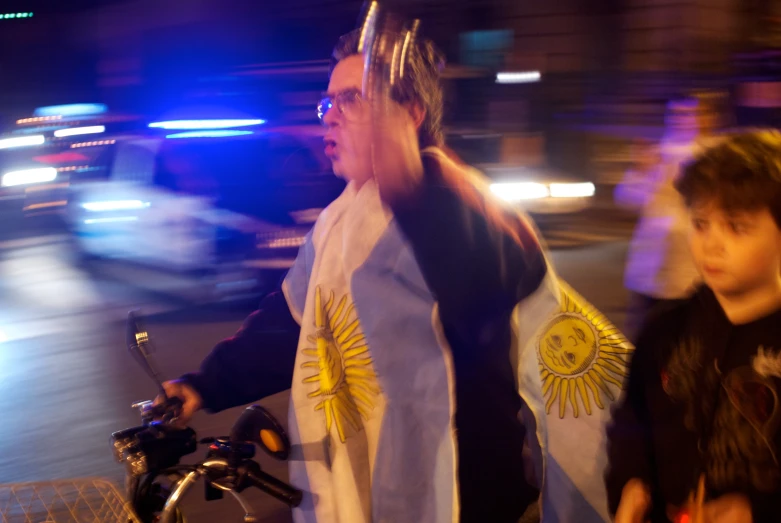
[0,217,634,523]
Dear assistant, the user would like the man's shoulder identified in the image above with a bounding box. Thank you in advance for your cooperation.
[420,148,543,250]
[420,147,493,195]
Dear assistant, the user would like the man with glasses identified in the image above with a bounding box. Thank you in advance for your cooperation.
[161,28,547,523]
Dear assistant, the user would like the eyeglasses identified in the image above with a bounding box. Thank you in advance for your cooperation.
[317,89,364,125]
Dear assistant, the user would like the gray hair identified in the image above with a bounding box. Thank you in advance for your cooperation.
[330,29,446,149]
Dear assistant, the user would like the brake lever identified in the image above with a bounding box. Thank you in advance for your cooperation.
[227,490,258,523]
[132,398,184,426]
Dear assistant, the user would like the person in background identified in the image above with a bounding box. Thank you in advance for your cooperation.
[615,94,722,341]
[606,129,781,523]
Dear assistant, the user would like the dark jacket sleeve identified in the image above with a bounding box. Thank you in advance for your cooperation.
[604,299,687,519]
[749,492,779,523]
[180,290,300,413]
[390,153,546,522]
[390,153,548,342]
[604,326,656,516]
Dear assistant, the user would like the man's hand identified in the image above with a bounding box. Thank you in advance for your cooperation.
[615,479,652,523]
[679,476,752,523]
[369,94,424,207]
[155,379,203,426]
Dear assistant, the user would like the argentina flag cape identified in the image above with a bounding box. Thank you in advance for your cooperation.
[282,147,634,522]
[515,275,634,522]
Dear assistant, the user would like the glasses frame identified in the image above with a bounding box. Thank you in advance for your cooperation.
[316,89,365,125]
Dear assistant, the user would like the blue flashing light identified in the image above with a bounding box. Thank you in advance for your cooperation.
[150,119,265,130]
[34,103,108,118]
[165,130,255,139]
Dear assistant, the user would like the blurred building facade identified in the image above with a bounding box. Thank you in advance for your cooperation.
[3,0,781,178]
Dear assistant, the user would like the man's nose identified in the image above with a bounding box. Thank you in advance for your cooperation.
[322,104,340,127]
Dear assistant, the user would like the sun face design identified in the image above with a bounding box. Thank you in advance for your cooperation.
[301,286,380,443]
[538,283,634,419]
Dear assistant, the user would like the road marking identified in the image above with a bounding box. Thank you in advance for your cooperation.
[0,300,194,344]
[0,234,68,251]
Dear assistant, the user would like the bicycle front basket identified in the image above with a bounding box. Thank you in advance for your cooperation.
[0,477,140,523]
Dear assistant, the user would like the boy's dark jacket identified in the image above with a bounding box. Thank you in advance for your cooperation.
[605,286,781,523]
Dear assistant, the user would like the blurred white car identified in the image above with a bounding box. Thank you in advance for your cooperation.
[66,125,344,303]
[480,164,595,215]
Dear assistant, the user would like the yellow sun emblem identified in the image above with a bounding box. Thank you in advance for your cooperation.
[301,286,380,443]
[538,283,634,419]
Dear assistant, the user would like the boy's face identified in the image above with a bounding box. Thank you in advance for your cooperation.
[689,202,781,297]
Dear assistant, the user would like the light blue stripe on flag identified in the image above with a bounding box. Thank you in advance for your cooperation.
[542,456,606,523]
[287,406,318,523]
[283,230,315,323]
[351,221,457,523]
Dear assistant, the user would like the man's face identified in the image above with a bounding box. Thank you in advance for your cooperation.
[689,202,781,297]
[322,55,373,185]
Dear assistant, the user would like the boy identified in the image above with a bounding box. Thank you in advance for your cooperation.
[605,129,781,523]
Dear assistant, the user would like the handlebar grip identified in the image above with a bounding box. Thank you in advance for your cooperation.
[247,469,303,507]
[147,397,183,422]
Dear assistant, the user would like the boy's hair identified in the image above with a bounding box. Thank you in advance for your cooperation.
[675,128,781,227]
[330,29,446,149]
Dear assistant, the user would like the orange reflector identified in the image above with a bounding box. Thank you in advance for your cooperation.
[260,429,284,452]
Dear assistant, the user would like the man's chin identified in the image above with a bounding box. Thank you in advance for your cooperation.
[330,163,356,183]
[330,159,372,185]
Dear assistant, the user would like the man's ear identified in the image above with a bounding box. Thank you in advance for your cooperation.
[407,102,426,131]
